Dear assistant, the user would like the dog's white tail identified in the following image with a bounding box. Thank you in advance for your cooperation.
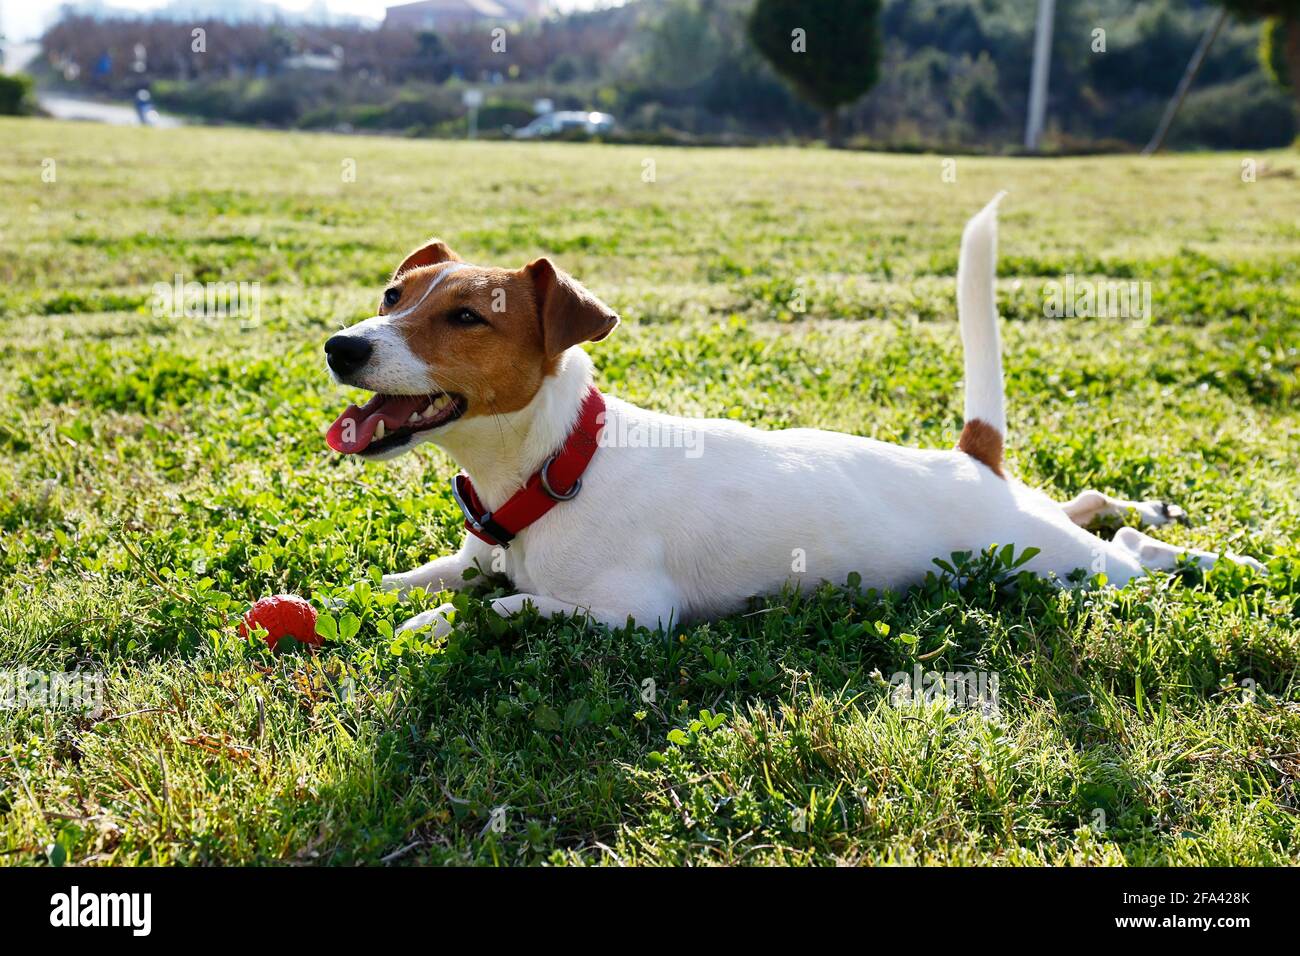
[956,192,1008,476]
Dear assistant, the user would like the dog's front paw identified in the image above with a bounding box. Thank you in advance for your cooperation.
[1156,501,1189,526]
[1135,499,1188,527]
[490,596,526,619]
[397,602,457,638]
[1224,553,1267,574]
[381,570,424,597]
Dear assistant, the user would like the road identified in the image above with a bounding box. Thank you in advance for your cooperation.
[36,93,184,128]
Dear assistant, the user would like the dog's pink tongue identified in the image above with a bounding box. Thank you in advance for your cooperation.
[326,404,370,453]
[326,394,429,454]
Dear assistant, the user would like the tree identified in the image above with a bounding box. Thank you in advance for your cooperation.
[641,0,725,90]
[1216,1,1300,112]
[415,31,452,84]
[747,0,882,145]
[0,73,34,115]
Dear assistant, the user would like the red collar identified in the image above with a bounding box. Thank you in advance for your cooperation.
[451,387,605,549]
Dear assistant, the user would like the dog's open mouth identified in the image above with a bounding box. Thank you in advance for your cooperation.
[326,391,466,455]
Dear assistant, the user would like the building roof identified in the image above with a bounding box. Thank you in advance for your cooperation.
[385,0,513,17]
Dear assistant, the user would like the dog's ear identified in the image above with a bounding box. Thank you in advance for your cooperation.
[526,257,619,358]
[392,239,461,279]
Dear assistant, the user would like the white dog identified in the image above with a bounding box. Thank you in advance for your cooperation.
[323,195,1261,635]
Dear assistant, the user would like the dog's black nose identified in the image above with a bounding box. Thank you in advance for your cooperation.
[325,334,373,376]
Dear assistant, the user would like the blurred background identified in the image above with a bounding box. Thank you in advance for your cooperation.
[1,0,1297,153]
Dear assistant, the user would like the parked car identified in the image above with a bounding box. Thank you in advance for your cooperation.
[512,111,615,139]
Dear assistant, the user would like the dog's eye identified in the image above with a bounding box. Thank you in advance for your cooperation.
[449,308,486,327]
[382,287,402,309]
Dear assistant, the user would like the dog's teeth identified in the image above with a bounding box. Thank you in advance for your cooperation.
[373,421,386,439]
[421,403,435,418]
[433,395,450,410]
[409,412,421,423]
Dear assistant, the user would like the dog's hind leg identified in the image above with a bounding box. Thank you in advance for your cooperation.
[1060,490,1186,529]
[1112,526,1265,573]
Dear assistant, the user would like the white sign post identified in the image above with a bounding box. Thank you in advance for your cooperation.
[463,88,483,140]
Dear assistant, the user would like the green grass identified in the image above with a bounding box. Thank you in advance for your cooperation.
[2,119,1299,866]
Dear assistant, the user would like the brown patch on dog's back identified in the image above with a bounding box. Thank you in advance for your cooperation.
[958,418,1005,477]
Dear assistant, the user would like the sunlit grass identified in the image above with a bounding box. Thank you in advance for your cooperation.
[0,119,1297,865]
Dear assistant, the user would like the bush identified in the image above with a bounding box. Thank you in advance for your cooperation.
[345,91,457,131]
[237,81,301,125]
[0,73,34,115]
[479,99,536,131]
[1170,73,1297,149]
[1261,17,1292,90]
[1106,72,1297,149]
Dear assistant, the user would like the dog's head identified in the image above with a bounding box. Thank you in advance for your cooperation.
[325,239,617,460]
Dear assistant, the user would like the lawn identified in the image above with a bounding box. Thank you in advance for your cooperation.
[1,118,1298,865]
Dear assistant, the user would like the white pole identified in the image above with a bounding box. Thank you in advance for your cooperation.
[1024,0,1055,151]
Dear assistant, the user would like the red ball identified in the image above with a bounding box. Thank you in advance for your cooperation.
[239,594,321,651]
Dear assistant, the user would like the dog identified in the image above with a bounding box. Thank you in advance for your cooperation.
[324,194,1263,636]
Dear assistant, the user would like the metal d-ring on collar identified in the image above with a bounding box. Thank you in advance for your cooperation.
[450,474,485,532]
[539,454,582,501]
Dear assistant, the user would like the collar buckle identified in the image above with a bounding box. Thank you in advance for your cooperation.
[450,473,481,528]
[451,474,514,548]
